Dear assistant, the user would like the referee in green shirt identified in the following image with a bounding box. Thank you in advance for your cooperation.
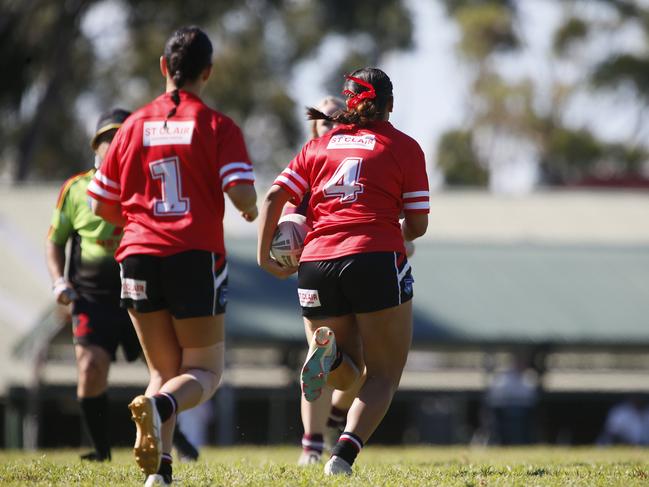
[46,109,140,461]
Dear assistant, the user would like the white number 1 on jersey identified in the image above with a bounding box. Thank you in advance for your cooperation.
[150,156,190,216]
[323,157,364,203]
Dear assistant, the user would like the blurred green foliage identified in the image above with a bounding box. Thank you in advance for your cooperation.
[455,3,519,59]
[592,54,649,97]
[439,0,649,187]
[437,130,488,186]
[0,0,95,181]
[0,0,413,182]
[552,17,588,55]
[3,0,648,188]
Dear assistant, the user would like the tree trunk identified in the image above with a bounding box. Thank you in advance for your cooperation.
[14,1,88,182]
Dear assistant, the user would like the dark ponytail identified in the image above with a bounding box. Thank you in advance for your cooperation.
[307,67,393,127]
[167,89,181,123]
[162,26,213,127]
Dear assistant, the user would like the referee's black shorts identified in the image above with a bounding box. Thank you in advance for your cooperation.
[297,251,414,319]
[72,296,141,362]
[119,250,228,319]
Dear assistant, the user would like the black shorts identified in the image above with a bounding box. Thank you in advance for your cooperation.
[297,251,414,319]
[72,297,141,362]
[119,250,228,319]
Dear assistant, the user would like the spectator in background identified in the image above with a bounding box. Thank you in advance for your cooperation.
[598,396,648,445]
[176,400,214,453]
[485,352,539,445]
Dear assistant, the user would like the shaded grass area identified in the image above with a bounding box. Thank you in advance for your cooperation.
[0,446,648,486]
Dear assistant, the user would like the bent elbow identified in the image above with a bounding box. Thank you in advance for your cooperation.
[228,184,257,211]
[413,220,428,239]
[404,213,428,241]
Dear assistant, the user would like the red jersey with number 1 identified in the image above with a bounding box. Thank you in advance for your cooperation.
[273,120,429,261]
[87,90,254,262]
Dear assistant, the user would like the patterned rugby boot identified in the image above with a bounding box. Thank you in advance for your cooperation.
[324,455,353,476]
[144,474,172,486]
[297,450,322,466]
[129,395,162,475]
[300,326,337,402]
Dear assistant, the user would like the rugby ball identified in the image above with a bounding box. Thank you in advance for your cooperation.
[270,213,310,267]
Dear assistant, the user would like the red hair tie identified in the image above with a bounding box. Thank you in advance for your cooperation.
[343,75,376,109]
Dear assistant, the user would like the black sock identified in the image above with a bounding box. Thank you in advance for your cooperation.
[331,431,363,466]
[327,406,346,429]
[302,433,324,454]
[158,453,172,482]
[153,393,177,422]
[330,350,343,371]
[79,393,111,459]
[173,427,199,461]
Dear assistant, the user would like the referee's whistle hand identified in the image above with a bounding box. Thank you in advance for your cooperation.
[57,287,78,305]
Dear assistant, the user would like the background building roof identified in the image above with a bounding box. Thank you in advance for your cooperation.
[1,184,648,392]
[223,239,649,348]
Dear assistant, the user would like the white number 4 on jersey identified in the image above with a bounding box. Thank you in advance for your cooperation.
[323,157,364,203]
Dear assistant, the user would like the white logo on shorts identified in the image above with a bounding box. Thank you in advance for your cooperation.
[298,288,321,307]
[121,278,147,300]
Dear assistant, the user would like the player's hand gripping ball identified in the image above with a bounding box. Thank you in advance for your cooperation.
[270,213,310,267]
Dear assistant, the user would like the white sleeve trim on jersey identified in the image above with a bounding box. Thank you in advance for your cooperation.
[221,172,255,189]
[403,190,429,199]
[87,180,120,200]
[283,168,308,190]
[219,162,253,178]
[403,201,429,210]
[275,175,304,199]
[95,170,120,189]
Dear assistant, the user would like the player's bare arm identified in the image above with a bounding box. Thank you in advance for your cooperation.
[45,240,78,305]
[226,184,258,222]
[91,198,127,227]
[402,212,428,241]
[257,185,298,279]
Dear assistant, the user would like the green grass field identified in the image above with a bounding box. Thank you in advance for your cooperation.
[1,446,648,486]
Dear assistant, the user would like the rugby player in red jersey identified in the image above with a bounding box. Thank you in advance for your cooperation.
[258,67,429,475]
[88,26,257,485]
[291,95,367,465]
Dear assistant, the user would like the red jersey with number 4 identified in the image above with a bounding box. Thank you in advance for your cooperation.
[87,90,254,262]
[273,121,429,261]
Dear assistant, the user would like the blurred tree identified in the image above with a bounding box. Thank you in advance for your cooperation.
[439,0,649,188]
[0,0,414,182]
[454,2,519,60]
[541,127,603,184]
[552,17,588,54]
[0,0,99,181]
[441,0,516,16]
[436,130,488,186]
[592,54,649,96]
